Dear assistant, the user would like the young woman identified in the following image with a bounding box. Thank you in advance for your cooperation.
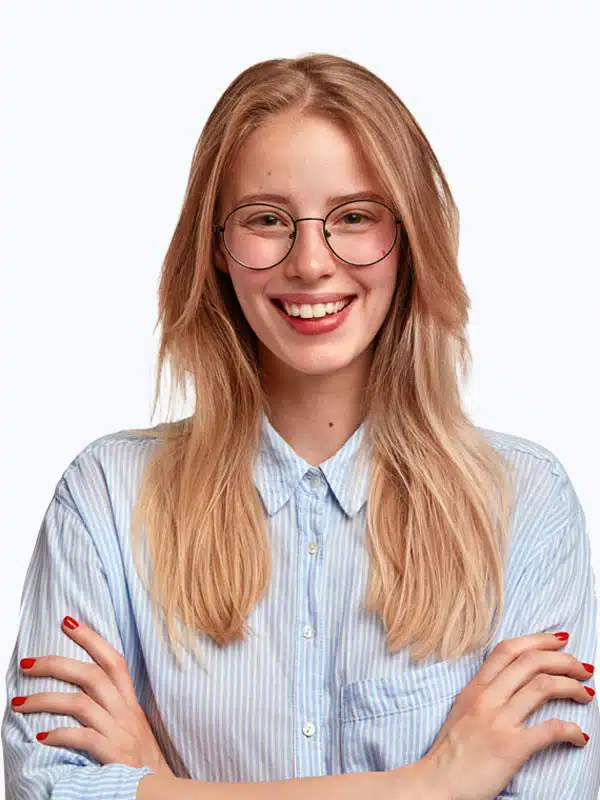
[2,53,598,800]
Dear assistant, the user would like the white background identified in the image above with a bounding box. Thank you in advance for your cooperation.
[1,1,598,794]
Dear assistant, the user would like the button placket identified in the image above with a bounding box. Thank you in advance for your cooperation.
[294,474,325,776]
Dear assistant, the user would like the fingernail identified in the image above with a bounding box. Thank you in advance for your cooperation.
[20,658,36,669]
[583,733,590,742]
[36,732,48,741]
[554,632,569,640]
[582,663,595,673]
[11,696,27,706]
[63,616,79,630]
[585,687,596,696]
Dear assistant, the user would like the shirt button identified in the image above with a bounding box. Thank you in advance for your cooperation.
[302,722,315,737]
[302,624,314,639]
[308,542,318,555]
[309,475,321,490]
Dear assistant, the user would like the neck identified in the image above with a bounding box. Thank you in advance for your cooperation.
[259,346,372,467]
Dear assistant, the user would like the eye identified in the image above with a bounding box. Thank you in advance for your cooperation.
[328,209,376,228]
[342,212,368,224]
[247,214,281,227]
[239,212,294,235]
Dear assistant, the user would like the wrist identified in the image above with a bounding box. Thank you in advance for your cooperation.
[389,757,450,800]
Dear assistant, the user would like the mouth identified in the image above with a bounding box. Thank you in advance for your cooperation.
[269,294,358,335]
[270,295,357,317]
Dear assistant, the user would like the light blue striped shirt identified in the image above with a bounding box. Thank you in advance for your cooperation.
[2,414,599,798]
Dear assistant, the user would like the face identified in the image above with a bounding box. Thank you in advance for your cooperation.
[214,110,399,387]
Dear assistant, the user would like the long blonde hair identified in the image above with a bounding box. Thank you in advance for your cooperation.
[125,53,517,668]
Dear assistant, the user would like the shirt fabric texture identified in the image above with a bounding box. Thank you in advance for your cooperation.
[2,414,599,799]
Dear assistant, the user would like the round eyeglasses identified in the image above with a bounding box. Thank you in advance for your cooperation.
[213,199,402,270]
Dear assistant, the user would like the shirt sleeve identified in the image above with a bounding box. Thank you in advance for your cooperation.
[1,487,155,799]
[484,462,600,799]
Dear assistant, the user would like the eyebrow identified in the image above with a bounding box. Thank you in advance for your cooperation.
[234,190,389,207]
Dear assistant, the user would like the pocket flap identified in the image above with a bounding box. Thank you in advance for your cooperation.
[341,651,483,722]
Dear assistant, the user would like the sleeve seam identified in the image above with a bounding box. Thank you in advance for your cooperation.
[52,492,109,579]
[518,471,571,575]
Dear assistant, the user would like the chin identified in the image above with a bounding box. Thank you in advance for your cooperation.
[282,354,358,377]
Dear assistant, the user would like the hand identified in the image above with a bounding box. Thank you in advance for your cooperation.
[12,615,174,779]
[417,632,594,800]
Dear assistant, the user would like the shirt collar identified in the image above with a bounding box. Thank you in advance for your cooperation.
[253,412,372,519]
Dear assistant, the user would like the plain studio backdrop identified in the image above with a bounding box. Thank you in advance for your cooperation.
[1,1,598,793]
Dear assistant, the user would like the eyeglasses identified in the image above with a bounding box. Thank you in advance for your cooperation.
[213,199,402,270]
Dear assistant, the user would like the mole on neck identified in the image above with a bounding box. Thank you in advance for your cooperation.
[328,422,334,428]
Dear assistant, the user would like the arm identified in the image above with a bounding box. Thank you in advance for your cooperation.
[136,760,444,800]
[1,487,442,800]
[486,462,599,798]
[1,489,154,799]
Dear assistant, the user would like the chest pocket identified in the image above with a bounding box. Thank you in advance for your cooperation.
[340,652,483,774]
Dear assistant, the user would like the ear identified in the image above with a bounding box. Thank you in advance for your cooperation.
[213,239,230,275]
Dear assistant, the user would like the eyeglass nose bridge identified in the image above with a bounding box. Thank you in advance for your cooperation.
[287,216,332,247]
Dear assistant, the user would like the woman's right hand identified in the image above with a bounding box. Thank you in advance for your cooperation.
[416,631,594,800]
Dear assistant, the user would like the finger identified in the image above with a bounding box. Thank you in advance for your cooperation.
[491,646,592,704]
[12,691,115,738]
[469,632,571,688]
[522,717,590,758]
[21,653,124,719]
[60,616,138,705]
[35,726,124,765]
[503,672,595,728]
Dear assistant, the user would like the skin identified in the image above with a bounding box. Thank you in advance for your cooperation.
[11,617,174,776]
[11,117,595,796]
[214,109,400,466]
[9,113,408,797]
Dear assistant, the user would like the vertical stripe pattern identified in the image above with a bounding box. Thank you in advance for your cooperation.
[2,416,598,798]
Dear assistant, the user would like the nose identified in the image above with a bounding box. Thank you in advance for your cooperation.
[284,218,336,279]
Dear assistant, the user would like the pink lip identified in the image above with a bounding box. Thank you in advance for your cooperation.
[272,295,356,335]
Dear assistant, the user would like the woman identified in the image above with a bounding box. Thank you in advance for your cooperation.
[2,53,598,800]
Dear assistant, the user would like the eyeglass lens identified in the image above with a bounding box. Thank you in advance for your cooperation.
[223,200,396,269]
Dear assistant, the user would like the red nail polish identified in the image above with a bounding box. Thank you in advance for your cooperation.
[63,616,79,630]
[554,632,569,641]
[585,687,596,697]
[583,733,590,742]
[582,663,595,674]
[20,658,36,669]
[36,732,49,741]
[11,696,27,706]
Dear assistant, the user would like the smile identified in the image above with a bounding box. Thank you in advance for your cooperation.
[270,296,357,336]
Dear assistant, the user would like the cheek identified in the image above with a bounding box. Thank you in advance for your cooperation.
[229,267,268,303]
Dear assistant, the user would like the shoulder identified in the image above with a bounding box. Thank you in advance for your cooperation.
[478,425,566,476]
[52,423,169,537]
[478,424,572,495]
[477,425,585,562]
[73,423,165,463]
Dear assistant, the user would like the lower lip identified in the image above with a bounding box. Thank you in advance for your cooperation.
[272,297,357,335]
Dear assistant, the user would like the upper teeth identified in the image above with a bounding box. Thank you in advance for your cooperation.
[281,298,352,318]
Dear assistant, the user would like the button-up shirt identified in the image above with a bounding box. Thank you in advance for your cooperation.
[2,414,599,798]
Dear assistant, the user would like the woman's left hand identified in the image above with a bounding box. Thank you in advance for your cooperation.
[11,615,174,779]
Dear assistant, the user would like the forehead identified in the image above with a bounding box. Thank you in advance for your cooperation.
[221,112,382,208]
